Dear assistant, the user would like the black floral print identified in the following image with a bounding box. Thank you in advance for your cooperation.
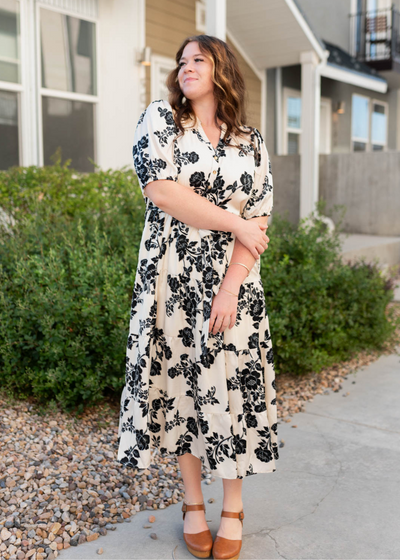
[117,99,278,479]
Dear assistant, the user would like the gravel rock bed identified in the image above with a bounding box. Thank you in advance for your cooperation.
[1,304,399,559]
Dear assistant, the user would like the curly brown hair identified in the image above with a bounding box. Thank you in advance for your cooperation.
[165,34,255,150]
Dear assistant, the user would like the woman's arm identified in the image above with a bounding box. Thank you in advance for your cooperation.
[145,179,242,233]
[144,179,268,260]
[220,216,269,294]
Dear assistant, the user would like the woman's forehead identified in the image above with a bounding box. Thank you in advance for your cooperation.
[181,42,202,57]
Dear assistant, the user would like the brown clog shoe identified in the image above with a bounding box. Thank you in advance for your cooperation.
[182,501,213,558]
[211,510,245,560]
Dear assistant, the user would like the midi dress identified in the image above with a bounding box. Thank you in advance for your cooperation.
[117,99,279,480]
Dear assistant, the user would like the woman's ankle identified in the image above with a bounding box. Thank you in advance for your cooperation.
[184,496,204,505]
[222,501,244,512]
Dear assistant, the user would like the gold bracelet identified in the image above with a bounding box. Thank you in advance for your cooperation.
[230,262,250,277]
[220,287,239,297]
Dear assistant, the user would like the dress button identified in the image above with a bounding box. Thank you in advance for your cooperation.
[212,170,217,174]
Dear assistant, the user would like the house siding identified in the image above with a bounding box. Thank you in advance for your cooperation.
[226,37,261,130]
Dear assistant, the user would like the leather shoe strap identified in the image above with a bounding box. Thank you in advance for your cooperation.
[221,510,245,523]
[182,502,205,520]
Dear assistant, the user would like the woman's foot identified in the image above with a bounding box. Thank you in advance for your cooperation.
[216,503,244,540]
[184,504,210,535]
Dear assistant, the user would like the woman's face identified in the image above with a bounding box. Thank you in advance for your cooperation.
[177,41,214,101]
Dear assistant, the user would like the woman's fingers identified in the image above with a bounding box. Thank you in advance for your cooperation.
[209,314,223,335]
[220,319,231,333]
[209,314,236,334]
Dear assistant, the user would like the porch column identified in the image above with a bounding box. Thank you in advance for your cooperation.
[20,0,39,166]
[300,50,321,219]
[206,0,226,40]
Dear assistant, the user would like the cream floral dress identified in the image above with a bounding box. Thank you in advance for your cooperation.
[117,99,279,479]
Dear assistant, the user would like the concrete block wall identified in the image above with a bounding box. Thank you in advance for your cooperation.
[319,151,400,236]
[271,151,400,236]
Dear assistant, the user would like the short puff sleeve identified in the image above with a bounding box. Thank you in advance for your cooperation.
[132,99,179,198]
[242,128,273,219]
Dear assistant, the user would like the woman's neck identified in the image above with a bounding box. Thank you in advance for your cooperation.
[191,97,220,128]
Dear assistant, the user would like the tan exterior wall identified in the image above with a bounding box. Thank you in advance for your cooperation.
[226,38,261,130]
[146,0,262,130]
[146,0,197,106]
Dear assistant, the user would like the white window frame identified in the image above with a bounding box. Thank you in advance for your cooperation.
[370,97,388,150]
[36,2,99,168]
[0,0,23,166]
[150,53,176,102]
[283,87,302,155]
[195,1,206,33]
[282,87,332,155]
[351,93,389,151]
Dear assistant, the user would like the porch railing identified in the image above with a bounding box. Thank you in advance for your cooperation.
[349,6,400,63]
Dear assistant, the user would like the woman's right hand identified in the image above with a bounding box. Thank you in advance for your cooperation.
[234,218,269,260]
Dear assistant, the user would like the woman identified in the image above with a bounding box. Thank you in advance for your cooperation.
[117,35,279,560]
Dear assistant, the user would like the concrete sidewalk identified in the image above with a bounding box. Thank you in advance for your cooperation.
[61,352,400,560]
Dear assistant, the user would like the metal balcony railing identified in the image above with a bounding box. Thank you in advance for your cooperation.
[349,6,400,63]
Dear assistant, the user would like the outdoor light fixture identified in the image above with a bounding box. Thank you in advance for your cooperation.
[137,46,152,66]
[335,101,345,114]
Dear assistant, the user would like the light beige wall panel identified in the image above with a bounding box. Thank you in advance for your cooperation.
[146,0,198,105]
[147,2,195,26]
[226,37,261,130]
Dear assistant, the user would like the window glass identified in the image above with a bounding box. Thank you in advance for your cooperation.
[0,89,19,169]
[40,8,96,95]
[42,96,94,172]
[353,141,367,151]
[351,94,369,141]
[287,96,301,129]
[371,102,386,145]
[288,132,299,154]
[0,0,20,84]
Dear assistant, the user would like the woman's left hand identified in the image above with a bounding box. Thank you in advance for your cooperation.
[209,289,238,334]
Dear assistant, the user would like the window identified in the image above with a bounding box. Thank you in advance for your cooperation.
[39,7,97,172]
[0,89,19,169]
[150,54,176,102]
[371,100,387,150]
[283,88,302,155]
[351,93,388,151]
[0,0,20,84]
[42,97,95,172]
[351,94,369,151]
[282,88,332,155]
[0,0,21,170]
[195,1,206,33]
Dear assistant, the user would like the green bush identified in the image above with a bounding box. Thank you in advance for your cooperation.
[261,214,396,374]
[0,160,145,413]
[0,162,397,411]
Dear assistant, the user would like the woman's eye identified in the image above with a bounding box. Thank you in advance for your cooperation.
[178,58,203,68]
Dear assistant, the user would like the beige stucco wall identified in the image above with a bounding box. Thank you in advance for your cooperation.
[145,0,261,130]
